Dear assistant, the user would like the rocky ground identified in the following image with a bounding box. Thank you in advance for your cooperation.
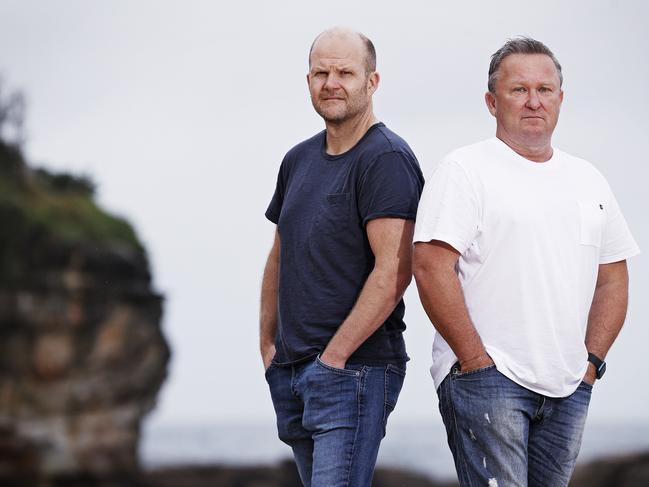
[1,452,648,487]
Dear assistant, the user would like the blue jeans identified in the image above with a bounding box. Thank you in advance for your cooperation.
[265,355,406,487]
[438,363,592,487]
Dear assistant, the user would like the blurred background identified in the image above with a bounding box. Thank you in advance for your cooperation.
[0,0,647,485]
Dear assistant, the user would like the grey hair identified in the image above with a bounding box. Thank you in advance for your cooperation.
[308,28,377,74]
[488,37,562,93]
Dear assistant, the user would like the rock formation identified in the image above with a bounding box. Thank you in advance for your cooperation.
[0,140,170,483]
[569,451,649,487]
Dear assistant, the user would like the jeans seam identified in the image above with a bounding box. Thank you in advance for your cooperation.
[386,363,406,377]
[290,363,299,397]
[448,376,475,487]
[344,366,365,487]
[382,367,388,433]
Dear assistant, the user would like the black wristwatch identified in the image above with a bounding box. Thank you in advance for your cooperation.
[587,352,606,379]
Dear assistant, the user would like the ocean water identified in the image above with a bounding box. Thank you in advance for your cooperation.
[140,419,649,481]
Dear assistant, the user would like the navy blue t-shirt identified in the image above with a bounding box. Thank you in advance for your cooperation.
[265,123,424,365]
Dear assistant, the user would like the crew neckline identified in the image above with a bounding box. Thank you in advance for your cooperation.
[321,122,385,160]
[491,136,560,167]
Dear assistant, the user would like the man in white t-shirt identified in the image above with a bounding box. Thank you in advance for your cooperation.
[413,37,640,486]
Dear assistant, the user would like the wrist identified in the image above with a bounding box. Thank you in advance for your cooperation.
[587,352,606,379]
[320,347,350,368]
[458,351,493,372]
[583,363,597,385]
[458,349,490,365]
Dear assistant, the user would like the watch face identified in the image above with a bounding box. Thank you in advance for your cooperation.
[596,362,606,379]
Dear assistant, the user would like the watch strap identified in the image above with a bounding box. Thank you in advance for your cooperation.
[587,352,606,379]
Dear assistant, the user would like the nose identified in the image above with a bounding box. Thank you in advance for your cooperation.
[526,90,541,109]
[323,73,341,90]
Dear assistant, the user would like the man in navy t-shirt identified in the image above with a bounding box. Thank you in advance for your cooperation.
[260,27,424,486]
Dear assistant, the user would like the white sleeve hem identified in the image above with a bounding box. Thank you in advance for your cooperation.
[413,232,469,255]
[599,247,641,264]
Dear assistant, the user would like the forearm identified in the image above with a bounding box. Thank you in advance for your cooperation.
[413,242,490,370]
[322,265,411,365]
[585,262,629,359]
[259,257,279,350]
[415,265,487,366]
[259,232,280,366]
[321,218,414,367]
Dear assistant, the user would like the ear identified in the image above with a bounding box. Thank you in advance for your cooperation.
[367,71,380,94]
[559,89,564,104]
[306,73,311,87]
[485,91,497,117]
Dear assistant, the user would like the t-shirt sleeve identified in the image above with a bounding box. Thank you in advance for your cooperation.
[265,159,287,224]
[599,186,641,264]
[357,151,424,225]
[413,159,479,255]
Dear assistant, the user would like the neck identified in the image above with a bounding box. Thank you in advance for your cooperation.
[496,130,553,163]
[324,109,378,156]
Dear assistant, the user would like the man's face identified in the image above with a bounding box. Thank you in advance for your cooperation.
[485,53,563,146]
[307,34,378,124]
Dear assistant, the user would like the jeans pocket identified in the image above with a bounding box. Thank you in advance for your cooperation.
[264,362,276,377]
[454,363,496,378]
[315,355,361,376]
[578,380,594,392]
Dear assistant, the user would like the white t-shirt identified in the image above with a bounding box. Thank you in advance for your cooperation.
[413,138,640,397]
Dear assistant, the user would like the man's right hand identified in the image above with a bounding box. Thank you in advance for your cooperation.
[261,343,276,370]
[459,351,494,374]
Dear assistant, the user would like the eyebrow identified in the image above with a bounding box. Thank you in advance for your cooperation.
[508,78,558,86]
[310,64,356,72]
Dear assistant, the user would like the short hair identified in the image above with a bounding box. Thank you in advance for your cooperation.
[488,37,563,93]
[308,29,377,75]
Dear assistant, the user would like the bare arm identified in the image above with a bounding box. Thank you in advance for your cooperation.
[320,218,414,368]
[583,260,629,384]
[413,240,492,372]
[259,229,280,369]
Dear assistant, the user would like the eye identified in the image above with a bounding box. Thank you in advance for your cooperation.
[538,86,552,93]
[513,87,527,93]
[341,71,353,76]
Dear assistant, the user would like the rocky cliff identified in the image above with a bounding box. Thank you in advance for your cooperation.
[0,141,170,483]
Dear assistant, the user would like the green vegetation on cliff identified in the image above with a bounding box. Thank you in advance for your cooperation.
[0,141,141,247]
[0,141,144,283]
[0,79,143,284]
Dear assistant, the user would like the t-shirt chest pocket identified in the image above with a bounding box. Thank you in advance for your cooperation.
[578,199,605,247]
[312,193,351,235]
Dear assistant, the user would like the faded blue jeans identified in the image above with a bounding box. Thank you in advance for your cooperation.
[438,363,592,487]
[265,355,405,487]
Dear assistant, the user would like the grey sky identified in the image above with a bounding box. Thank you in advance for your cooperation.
[1,0,647,432]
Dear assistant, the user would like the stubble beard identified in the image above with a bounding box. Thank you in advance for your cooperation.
[313,89,370,125]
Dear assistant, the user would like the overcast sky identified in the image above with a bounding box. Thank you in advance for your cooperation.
[1,0,647,437]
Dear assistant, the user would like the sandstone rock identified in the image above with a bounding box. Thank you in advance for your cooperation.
[0,140,170,480]
[33,333,74,380]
